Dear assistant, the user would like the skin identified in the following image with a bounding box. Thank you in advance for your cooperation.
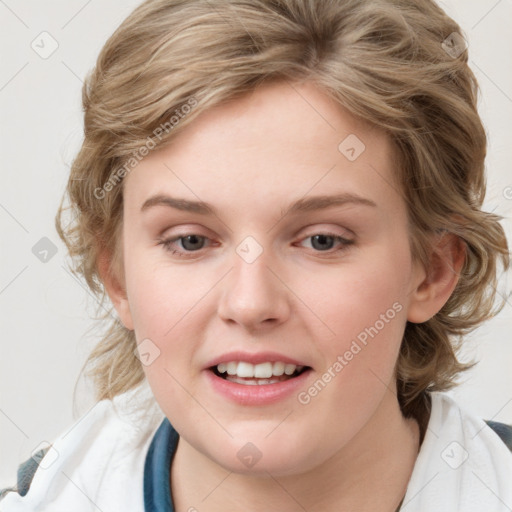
[101,80,464,511]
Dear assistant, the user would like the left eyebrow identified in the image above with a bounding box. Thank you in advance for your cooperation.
[279,193,377,218]
[140,193,377,216]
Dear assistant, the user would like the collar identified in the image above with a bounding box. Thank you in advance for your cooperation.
[144,418,178,512]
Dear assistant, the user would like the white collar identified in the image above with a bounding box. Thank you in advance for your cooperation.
[3,389,511,511]
[401,392,512,511]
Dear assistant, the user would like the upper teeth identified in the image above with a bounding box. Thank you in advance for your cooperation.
[216,361,304,379]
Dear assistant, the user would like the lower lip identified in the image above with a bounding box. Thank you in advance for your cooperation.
[204,368,312,406]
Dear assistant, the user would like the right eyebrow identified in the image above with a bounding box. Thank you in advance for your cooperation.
[140,195,215,215]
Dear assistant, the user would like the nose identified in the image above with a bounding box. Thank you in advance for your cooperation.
[217,247,291,332]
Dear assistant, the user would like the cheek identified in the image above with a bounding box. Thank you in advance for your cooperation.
[303,244,411,392]
[124,261,203,407]
[123,253,216,391]
[124,247,206,337]
[307,248,410,342]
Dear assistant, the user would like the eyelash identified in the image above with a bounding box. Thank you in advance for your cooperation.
[157,232,354,258]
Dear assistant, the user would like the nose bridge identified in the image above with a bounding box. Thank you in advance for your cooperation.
[217,237,290,328]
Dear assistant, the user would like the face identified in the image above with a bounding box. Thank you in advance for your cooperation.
[117,80,424,476]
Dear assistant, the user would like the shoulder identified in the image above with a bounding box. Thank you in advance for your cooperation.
[430,392,512,448]
[0,384,164,510]
[402,392,512,510]
[0,398,113,504]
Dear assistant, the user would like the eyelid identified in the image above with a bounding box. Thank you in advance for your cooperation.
[159,224,354,244]
[300,230,353,242]
[158,229,355,259]
[299,223,355,240]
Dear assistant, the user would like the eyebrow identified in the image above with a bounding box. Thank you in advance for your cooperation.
[140,193,377,216]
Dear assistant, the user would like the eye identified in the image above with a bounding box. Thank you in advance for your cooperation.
[157,231,354,258]
[158,234,210,257]
[298,232,354,253]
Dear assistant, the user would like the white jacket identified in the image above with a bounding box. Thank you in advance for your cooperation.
[1,384,511,511]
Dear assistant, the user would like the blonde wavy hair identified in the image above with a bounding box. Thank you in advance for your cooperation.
[56,0,509,423]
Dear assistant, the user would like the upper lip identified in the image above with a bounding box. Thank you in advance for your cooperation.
[204,351,310,369]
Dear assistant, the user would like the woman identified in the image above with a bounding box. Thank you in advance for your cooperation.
[2,0,511,510]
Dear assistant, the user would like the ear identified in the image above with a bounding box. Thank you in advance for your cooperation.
[97,248,134,330]
[407,232,466,323]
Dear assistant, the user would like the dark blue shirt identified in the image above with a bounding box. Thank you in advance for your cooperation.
[144,419,178,512]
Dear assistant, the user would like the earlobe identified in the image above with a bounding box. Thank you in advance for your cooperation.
[97,248,134,330]
[407,233,466,323]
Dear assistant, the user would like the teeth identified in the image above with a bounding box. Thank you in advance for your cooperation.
[272,361,285,376]
[237,362,254,378]
[226,362,238,375]
[284,364,296,375]
[215,361,304,379]
[254,362,273,378]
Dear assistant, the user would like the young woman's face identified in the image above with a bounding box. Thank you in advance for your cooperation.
[120,80,424,475]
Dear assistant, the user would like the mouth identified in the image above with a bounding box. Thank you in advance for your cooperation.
[209,361,311,386]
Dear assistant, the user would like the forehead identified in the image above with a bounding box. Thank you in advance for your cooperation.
[123,80,403,218]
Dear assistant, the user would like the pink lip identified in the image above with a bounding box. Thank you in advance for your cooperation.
[204,350,308,369]
[204,367,313,406]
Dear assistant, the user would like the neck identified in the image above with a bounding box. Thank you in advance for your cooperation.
[171,392,420,512]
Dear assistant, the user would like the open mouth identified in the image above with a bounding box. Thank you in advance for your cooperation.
[209,361,310,386]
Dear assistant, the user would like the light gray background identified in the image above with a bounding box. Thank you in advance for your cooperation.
[1,0,511,487]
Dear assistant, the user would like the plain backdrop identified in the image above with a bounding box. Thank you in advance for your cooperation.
[1,0,511,487]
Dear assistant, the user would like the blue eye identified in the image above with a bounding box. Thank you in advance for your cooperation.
[158,234,209,256]
[300,233,354,253]
[158,232,353,258]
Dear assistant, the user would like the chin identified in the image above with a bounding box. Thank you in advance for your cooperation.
[199,433,323,477]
